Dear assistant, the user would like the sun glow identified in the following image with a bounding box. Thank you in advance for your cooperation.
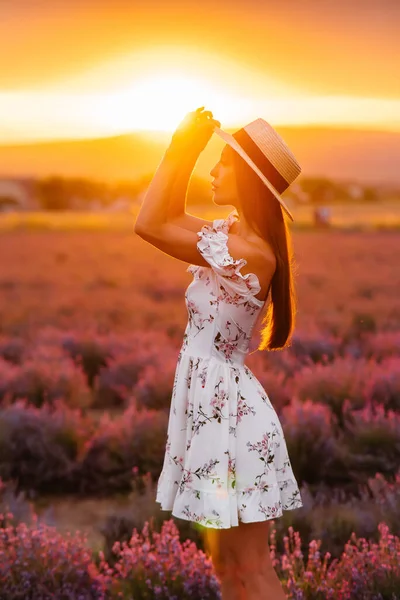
[0,57,399,145]
[90,71,253,133]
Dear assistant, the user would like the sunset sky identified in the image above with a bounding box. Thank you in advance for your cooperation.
[0,0,399,143]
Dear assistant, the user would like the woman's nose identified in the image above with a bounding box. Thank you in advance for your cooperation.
[210,165,218,178]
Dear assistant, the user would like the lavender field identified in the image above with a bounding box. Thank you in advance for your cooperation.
[0,223,400,598]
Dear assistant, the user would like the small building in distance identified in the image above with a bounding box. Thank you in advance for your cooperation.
[0,177,39,212]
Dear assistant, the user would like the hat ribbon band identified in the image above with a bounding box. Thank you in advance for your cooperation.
[233,129,289,194]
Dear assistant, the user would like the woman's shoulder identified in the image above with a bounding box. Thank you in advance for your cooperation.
[231,224,275,269]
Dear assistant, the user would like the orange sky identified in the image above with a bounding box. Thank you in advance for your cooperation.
[0,0,399,143]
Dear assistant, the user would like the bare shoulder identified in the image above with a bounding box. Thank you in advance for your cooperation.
[226,232,276,301]
[227,230,275,269]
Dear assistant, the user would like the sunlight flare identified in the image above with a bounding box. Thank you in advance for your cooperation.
[93,71,252,132]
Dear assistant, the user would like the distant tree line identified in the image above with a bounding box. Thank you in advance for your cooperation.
[30,173,395,211]
[33,176,149,211]
[32,173,217,211]
[295,177,381,204]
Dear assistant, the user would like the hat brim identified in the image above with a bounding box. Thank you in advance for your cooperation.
[213,126,294,222]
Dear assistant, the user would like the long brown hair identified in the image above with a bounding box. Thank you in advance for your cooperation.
[230,148,298,352]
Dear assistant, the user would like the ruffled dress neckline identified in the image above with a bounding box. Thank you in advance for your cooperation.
[191,210,266,309]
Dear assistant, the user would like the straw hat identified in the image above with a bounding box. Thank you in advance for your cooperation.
[213,119,301,222]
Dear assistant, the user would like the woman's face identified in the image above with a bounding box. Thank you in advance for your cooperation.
[210,145,239,206]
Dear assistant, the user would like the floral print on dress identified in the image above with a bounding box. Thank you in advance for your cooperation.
[216,283,260,315]
[156,210,303,528]
[210,378,228,423]
[236,393,256,422]
[186,298,214,338]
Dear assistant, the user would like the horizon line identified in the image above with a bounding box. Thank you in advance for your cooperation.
[1,122,399,147]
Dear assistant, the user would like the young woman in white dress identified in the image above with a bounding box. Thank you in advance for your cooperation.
[135,107,303,600]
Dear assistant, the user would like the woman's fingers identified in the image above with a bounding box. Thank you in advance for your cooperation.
[195,111,220,127]
[205,118,221,128]
[194,108,214,119]
[190,107,221,127]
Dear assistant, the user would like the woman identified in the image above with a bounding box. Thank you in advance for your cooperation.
[135,107,303,599]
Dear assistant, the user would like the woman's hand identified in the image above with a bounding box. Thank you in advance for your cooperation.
[166,106,221,160]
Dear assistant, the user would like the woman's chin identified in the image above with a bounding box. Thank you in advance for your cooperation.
[212,194,223,204]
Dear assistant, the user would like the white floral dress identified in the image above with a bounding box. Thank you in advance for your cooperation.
[156,209,303,528]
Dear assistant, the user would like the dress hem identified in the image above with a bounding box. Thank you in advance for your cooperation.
[156,474,303,529]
